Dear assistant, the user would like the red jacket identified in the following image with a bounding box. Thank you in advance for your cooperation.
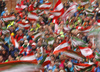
[15,34,24,42]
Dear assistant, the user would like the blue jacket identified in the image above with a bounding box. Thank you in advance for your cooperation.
[1,11,6,16]
[95,67,100,72]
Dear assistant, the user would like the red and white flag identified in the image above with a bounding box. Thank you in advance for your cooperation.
[90,0,96,5]
[80,26,92,33]
[28,12,39,21]
[16,4,27,11]
[97,19,100,26]
[52,19,59,34]
[53,39,69,54]
[15,4,22,11]
[20,54,37,61]
[79,46,93,58]
[74,63,94,71]
[76,26,84,30]
[3,15,16,22]
[28,4,34,11]
[39,3,51,10]
[10,35,19,48]
[50,0,64,19]
[62,3,77,23]
[42,56,51,67]
[18,20,30,30]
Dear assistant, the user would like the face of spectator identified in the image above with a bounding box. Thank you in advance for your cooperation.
[2,50,6,55]
[98,62,100,67]
[50,55,55,61]
[37,48,41,53]
[37,41,42,46]
[54,69,59,72]
[37,53,41,58]
[47,46,51,51]
[19,30,23,34]
[68,64,72,68]
[0,55,3,62]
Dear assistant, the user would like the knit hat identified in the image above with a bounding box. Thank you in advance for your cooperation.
[67,61,72,66]
[31,42,36,47]
[59,63,64,68]
[24,40,28,43]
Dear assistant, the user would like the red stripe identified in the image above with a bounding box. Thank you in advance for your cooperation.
[11,35,15,47]
[53,47,68,54]
[53,0,62,11]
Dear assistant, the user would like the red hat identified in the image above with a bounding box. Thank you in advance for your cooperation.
[31,42,36,47]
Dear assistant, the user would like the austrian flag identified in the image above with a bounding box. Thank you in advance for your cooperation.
[53,39,69,54]
[39,3,51,10]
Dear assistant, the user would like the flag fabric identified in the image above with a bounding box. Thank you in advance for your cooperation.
[39,3,51,10]
[0,61,44,72]
[88,27,100,37]
[16,4,27,11]
[95,52,100,61]
[52,19,59,34]
[63,50,84,61]
[47,37,55,45]
[39,54,51,67]
[53,39,69,54]
[97,19,100,26]
[74,63,93,71]
[90,0,96,5]
[42,56,51,67]
[15,4,22,11]
[50,11,62,17]
[28,12,39,21]
[32,31,42,41]
[50,0,64,19]
[63,25,71,32]
[72,37,87,47]
[10,35,19,48]
[80,26,93,33]
[20,54,37,61]
[79,46,93,58]
[3,15,16,22]
[28,4,34,11]
[18,20,30,30]
[62,3,77,23]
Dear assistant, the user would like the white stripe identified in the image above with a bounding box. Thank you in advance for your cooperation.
[16,5,19,8]
[3,16,15,21]
[63,52,83,60]
[19,24,30,27]
[39,4,51,8]
[33,33,42,40]
[74,65,86,70]
[20,55,37,60]
[49,15,54,18]
[54,42,69,52]
[15,39,19,48]
[82,28,92,32]
[45,57,51,62]
[21,5,27,9]
[39,11,44,15]
[2,64,39,72]
[80,48,93,57]
[52,12,61,16]
[97,23,100,26]
[28,14,39,20]
[54,3,63,11]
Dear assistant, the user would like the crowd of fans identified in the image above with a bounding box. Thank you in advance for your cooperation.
[0,0,100,72]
